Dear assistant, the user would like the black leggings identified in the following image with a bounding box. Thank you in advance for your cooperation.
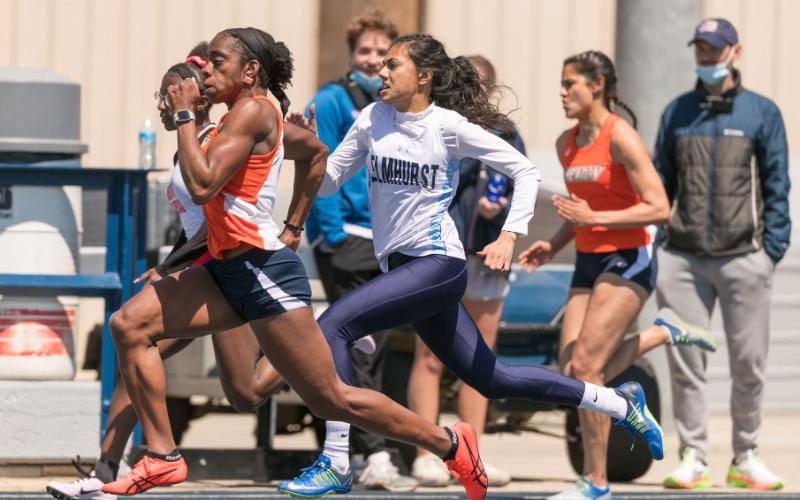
[317,253,585,407]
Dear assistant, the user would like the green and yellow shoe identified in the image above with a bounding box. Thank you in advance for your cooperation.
[663,447,712,489]
[726,450,784,491]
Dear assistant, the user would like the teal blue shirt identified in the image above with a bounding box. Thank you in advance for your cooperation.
[305,81,374,246]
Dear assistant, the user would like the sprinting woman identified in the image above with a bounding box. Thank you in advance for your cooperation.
[518,50,715,500]
[405,54,520,488]
[45,47,294,500]
[98,28,497,500]
[278,34,664,499]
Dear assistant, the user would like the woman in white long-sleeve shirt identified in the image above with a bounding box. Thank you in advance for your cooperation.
[279,33,663,499]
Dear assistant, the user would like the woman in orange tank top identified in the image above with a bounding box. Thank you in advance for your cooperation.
[519,52,714,498]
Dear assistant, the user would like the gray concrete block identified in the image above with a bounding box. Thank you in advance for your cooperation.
[0,380,100,461]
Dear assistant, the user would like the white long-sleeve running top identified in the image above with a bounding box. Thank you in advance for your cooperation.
[321,101,541,271]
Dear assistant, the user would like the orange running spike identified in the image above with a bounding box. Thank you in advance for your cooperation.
[445,422,488,500]
[102,454,187,496]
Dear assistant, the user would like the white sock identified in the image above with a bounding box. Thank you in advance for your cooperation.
[322,420,351,474]
[659,324,674,344]
[577,382,628,420]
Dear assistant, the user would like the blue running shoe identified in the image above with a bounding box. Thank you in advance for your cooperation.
[277,455,352,497]
[613,381,664,460]
[655,307,717,352]
[547,476,611,499]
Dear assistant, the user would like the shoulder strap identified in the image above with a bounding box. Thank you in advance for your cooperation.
[563,125,579,157]
[601,114,621,137]
[333,76,372,111]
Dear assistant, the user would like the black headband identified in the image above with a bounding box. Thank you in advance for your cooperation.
[227,28,274,81]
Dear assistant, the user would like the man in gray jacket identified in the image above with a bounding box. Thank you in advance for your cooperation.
[655,18,789,491]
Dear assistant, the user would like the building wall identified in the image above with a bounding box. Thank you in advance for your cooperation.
[0,0,794,174]
[0,0,320,170]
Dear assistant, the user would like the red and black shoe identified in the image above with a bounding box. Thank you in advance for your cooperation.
[444,422,488,500]
[101,454,187,496]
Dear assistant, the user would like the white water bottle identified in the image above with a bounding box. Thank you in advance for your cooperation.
[138,117,156,169]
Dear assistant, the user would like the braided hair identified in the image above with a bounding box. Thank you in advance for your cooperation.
[220,27,294,115]
[563,50,638,129]
[391,33,514,135]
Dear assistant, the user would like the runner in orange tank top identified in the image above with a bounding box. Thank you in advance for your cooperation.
[561,112,651,253]
[518,51,714,499]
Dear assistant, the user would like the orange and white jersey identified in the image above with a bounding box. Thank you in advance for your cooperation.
[561,113,651,253]
[202,95,285,259]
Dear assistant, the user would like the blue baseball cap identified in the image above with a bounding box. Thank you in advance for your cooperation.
[688,18,738,49]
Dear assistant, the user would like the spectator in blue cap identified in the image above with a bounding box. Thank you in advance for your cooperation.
[655,17,789,491]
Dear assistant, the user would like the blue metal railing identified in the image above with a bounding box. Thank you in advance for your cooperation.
[0,164,148,443]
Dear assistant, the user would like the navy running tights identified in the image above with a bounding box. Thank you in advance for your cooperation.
[317,253,585,407]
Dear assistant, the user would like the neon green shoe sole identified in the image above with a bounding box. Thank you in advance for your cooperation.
[663,474,712,489]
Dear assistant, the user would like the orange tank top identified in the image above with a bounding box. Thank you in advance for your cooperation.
[202,95,286,259]
[561,114,650,253]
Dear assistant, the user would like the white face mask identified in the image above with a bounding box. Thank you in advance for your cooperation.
[695,47,736,85]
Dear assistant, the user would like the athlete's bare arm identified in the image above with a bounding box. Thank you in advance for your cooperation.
[169,78,276,204]
[553,121,669,229]
[280,122,328,250]
[601,119,670,227]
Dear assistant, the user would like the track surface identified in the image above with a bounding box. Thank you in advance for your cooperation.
[8,491,800,499]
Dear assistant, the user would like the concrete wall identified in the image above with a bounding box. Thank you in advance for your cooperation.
[0,381,99,460]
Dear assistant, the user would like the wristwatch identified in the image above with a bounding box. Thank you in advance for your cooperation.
[172,109,195,126]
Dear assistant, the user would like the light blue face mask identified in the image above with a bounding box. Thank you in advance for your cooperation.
[695,48,735,85]
[350,71,383,93]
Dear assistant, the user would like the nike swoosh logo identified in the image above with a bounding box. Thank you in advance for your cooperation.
[593,392,598,403]
[79,487,99,495]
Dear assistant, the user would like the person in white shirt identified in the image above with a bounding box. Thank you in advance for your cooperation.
[278,33,665,499]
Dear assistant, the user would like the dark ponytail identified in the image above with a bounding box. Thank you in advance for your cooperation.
[563,50,638,129]
[220,27,294,115]
[392,33,514,135]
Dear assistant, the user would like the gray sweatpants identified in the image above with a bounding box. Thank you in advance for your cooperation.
[656,247,775,460]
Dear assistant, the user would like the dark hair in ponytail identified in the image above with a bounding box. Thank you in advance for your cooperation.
[220,27,294,115]
[391,33,514,135]
[563,50,637,129]
[165,42,211,122]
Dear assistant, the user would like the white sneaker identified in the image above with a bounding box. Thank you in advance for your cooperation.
[727,449,784,490]
[484,461,511,487]
[46,471,116,499]
[357,451,418,492]
[548,476,610,499]
[411,453,451,487]
[663,447,712,489]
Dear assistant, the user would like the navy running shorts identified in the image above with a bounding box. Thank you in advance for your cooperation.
[570,245,658,294]
[204,246,311,321]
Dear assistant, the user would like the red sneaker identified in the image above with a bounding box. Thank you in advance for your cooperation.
[444,422,488,500]
[101,454,187,495]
